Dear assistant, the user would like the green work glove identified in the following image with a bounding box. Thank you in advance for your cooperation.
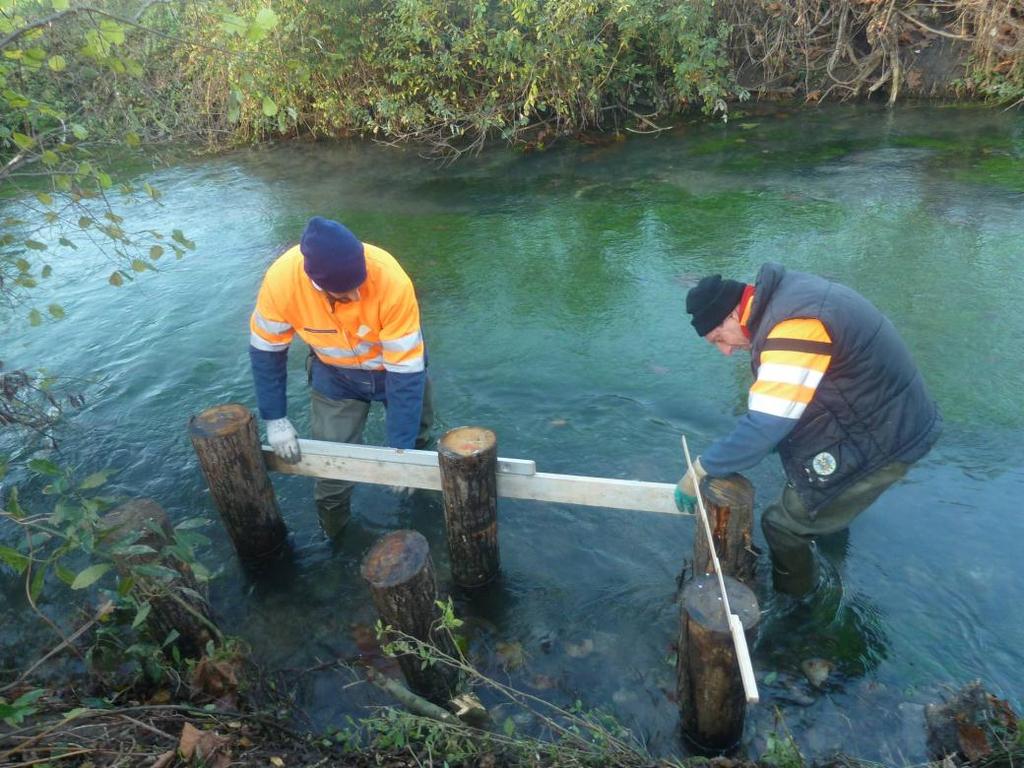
[674,484,696,514]
[674,456,707,514]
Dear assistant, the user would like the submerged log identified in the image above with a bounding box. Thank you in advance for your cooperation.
[189,403,287,560]
[100,499,218,658]
[361,529,459,704]
[692,474,755,584]
[437,426,500,588]
[677,574,760,751]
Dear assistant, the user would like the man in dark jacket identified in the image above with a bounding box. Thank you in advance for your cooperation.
[676,263,941,595]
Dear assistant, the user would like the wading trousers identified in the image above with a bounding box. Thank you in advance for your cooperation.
[761,461,909,596]
[309,378,435,538]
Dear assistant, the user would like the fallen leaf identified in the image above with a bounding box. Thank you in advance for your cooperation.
[201,732,231,768]
[270,757,285,767]
[191,658,239,699]
[178,722,231,766]
[957,722,992,763]
[151,750,175,768]
[178,723,201,759]
[800,657,833,689]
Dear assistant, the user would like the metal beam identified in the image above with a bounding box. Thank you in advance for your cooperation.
[263,439,689,517]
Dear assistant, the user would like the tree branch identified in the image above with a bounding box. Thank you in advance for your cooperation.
[1,2,238,57]
[0,9,76,50]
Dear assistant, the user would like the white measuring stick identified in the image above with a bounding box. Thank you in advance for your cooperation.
[682,435,759,704]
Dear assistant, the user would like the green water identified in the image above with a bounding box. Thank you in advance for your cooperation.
[3,103,1023,761]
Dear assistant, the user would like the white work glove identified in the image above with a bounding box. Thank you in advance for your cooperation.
[266,418,301,464]
[390,485,415,498]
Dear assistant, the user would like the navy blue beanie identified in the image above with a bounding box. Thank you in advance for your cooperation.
[686,274,746,336]
[300,216,366,293]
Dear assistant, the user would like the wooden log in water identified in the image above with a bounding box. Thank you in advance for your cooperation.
[189,404,287,560]
[692,474,755,584]
[437,426,500,588]
[100,499,218,658]
[677,574,760,750]
[361,529,459,704]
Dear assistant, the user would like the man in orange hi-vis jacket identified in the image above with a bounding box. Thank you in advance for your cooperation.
[676,263,941,595]
[249,216,433,537]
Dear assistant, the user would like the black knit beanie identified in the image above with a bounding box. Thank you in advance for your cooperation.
[686,274,746,337]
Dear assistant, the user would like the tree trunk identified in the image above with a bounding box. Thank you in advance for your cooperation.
[189,403,287,560]
[361,529,459,704]
[692,474,756,584]
[437,426,500,588]
[677,574,760,751]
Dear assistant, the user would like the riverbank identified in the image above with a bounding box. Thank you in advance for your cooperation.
[3,652,1020,767]
[167,0,1023,158]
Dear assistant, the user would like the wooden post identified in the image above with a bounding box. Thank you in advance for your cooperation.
[677,574,760,750]
[437,426,500,588]
[361,529,459,704]
[189,404,287,560]
[100,499,218,658]
[692,474,755,584]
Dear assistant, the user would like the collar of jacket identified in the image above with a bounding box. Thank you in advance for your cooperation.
[738,284,756,339]
[745,262,788,334]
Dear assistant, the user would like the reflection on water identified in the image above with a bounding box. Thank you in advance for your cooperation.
[2,103,1023,763]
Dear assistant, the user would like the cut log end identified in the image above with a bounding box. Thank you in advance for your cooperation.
[682,574,760,632]
[439,426,496,458]
[189,403,252,439]
[361,529,431,588]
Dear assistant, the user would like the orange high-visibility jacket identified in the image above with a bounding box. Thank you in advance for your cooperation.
[248,243,426,447]
[250,243,425,373]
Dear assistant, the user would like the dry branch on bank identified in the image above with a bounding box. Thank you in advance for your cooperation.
[719,0,1024,103]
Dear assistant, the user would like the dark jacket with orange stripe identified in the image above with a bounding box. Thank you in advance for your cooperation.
[746,263,941,511]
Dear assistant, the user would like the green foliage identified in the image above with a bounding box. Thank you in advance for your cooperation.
[0,1,195,323]
[961,56,1024,108]
[354,707,481,761]
[762,713,804,768]
[376,596,465,669]
[0,688,45,725]
[0,456,215,683]
[176,0,743,155]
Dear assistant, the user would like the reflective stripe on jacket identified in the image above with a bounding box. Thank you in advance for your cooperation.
[747,262,941,512]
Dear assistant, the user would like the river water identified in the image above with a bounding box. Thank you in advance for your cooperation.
[3,103,1023,762]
